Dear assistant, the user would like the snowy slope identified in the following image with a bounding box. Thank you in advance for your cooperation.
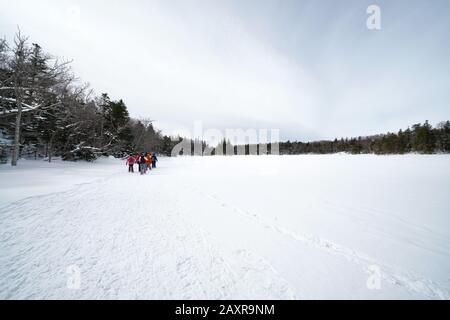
[0,155,449,299]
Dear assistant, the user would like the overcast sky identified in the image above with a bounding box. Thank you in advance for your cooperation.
[1,0,449,141]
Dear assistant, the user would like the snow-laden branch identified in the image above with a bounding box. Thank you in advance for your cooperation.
[0,95,61,117]
[64,119,95,129]
[69,141,101,153]
[0,87,32,91]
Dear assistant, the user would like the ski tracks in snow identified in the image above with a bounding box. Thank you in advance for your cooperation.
[192,188,449,300]
[0,172,295,299]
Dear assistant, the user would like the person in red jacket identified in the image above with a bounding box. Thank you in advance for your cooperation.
[126,154,135,173]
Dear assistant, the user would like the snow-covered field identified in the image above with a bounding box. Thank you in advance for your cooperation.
[0,155,449,299]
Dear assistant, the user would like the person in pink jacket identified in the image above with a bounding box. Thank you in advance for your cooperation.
[126,155,135,173]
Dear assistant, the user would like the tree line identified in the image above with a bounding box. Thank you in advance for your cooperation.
[277,120,450,155]
[214,121,449,156]
[0,30,183,164]
[173,120,450,156]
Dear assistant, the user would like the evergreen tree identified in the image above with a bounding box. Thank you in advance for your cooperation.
[412,121,435,153]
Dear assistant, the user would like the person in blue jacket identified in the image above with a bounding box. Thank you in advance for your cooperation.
[151,153,158,168]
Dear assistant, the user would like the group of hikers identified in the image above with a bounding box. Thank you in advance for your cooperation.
[126,152,158,175]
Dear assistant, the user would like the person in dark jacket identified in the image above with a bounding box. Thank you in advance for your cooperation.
[151,153,158,168]
[139,153,147,174]
[135,153,141,167]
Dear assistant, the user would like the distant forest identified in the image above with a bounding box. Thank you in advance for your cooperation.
[1,31,449,164]
[211,120,450,156]
[277,120,450,155]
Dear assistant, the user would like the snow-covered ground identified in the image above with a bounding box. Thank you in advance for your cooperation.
[0,155,449,299]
